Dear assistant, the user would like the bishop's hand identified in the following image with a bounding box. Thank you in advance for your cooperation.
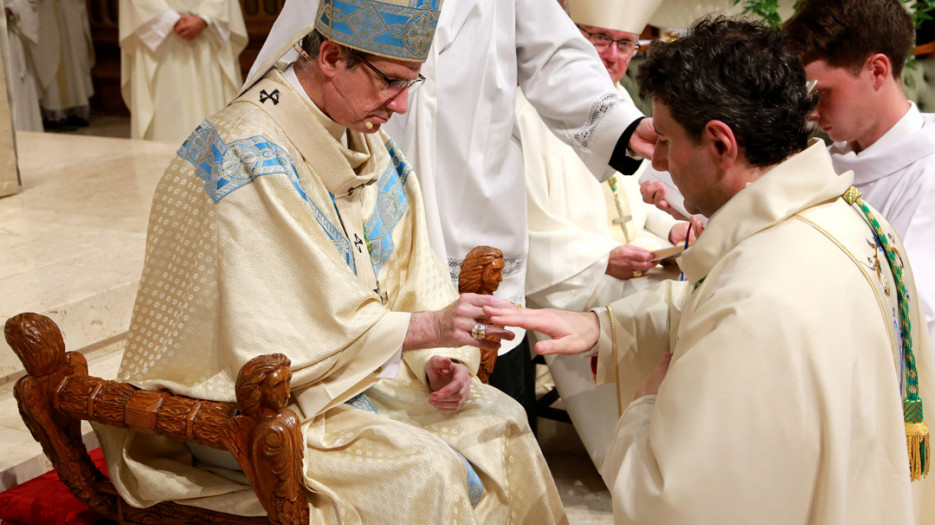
[426,356,471,412]
[404,293,515,352]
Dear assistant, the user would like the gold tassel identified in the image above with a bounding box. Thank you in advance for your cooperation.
[906,421,930,481]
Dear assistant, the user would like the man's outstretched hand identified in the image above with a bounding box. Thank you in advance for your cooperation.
[483,306,600,356]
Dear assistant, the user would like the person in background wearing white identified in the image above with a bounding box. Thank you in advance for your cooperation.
[119,0,246,143]
[2,0,41,131]
[32,0,94,130]
[784,0,935,341]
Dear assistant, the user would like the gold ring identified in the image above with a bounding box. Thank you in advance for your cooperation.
[471,322,486,340]
[632,270,643,278]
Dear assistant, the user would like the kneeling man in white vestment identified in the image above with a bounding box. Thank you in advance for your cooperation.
[488,17,935,524]
[94,1,567,523]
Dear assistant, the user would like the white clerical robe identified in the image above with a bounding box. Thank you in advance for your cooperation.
[830,103,935,342]
[590,141,935,524]
[384,0,645,354]
[517,89,677,469]
[119,0,246,143]
[518,90,677,314]
[2,0,41,131]
[32,0,93,119]
[95,69,566,524]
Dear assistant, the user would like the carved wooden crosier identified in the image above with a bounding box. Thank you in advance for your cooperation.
[5,313,309,525]
[459,246,505,384]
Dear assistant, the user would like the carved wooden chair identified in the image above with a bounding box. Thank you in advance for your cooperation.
[4,312,309,525]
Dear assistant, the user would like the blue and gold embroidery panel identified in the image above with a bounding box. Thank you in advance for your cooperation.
[364,139,412,277]
[178,121,355,271]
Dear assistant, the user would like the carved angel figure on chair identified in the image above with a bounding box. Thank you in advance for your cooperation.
[458,245,506,383]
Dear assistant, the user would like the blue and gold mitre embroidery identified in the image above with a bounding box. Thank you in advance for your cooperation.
[315,0,443,61]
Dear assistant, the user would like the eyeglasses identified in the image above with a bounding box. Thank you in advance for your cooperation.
[577,25,639,56]
[356,54,426,96]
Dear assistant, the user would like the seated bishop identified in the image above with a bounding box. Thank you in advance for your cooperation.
[94,0,566,523]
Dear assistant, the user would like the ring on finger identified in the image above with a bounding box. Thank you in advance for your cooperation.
[632,270,643,278]
[471,322,486,340]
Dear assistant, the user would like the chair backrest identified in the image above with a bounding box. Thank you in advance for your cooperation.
[4,312,309,525]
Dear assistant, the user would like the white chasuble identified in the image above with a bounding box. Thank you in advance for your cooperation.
[592,142,935,524]
[119,0,246,143]
[95,70,566,524]
[830,105,935,342]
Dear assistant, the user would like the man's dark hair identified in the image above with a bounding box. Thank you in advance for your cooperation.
[299,29,362,68]
[783,0,915,78]
[637,17,816,167]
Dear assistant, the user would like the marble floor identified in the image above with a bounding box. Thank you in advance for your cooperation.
[0,131,177,383]
[0,123,613,523]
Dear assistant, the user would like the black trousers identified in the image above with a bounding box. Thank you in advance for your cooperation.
[488,336,537,435]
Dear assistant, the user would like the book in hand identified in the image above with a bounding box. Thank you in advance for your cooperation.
[651,245,684,262]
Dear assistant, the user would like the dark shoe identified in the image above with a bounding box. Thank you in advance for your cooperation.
[66,115,89,128]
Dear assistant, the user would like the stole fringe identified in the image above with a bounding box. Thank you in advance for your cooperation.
[906,421,930,481]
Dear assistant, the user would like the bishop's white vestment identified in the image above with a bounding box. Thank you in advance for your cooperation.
[119,0,246,143]
[95,69,566,524]
[384,0,645,354]
[591,141,935,524]
[2,0,41,131]
[829,103,935,342]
